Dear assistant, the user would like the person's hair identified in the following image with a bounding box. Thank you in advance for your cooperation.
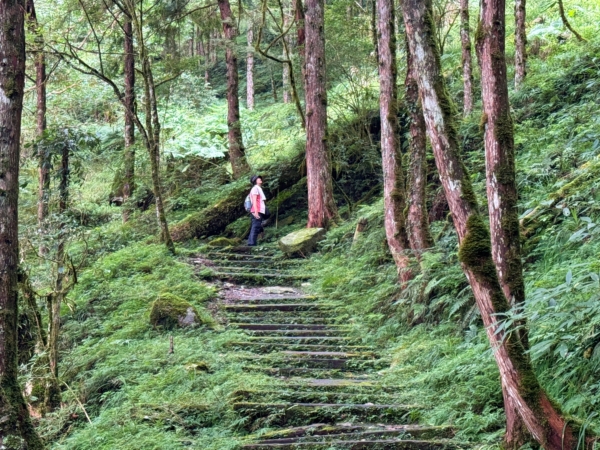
[251,175,262,185]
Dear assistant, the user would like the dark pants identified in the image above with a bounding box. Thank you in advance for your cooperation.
[248,213,265,246]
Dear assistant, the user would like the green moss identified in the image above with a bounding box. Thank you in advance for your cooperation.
[149,293,199,330]
[208,236,240,247]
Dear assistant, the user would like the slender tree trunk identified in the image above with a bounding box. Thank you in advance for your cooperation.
[218,0,251,179]
[46,142,72,412]
[246,27,255,110]
[557,0,585,42]
[270,63,278,101]
[371,0,379,62]
[305,0,337,228]
[376,0,412,283]
[514,0,527,89]
[282,0,291,103]
[476,1,532,445]
[295,0,306,87]
[404,38,433,256]
[130,10,176,254]
[459,0,474,115]
[403,2,581,449]
[122,16,135,222]
[0,4,44,447]
[26,0,50,254]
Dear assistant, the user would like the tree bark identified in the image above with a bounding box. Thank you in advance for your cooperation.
[122,16,135,222]
[246,26,255,110]
[376,0,412,283]
[404,37,433,257]
[514,0,527,89]
[557,0,585,42]
[459,0,474,115]
[403,1,581,449]
[0,4,44,447]
[218,0,251,179]
[304,0,337,228]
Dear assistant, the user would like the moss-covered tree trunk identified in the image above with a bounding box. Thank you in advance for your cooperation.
[403,1,581,449]
[514,0,527,89]
[218,0,251,179]
[376,0,412,283]
[122,16,135,222]
[459,0,474,115]
[405,37,433,258]
[304,0,337,229]
[0,4,44,447]
[282,0,291,104]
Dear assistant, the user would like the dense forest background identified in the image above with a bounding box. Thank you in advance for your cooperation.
[1,0,600,448]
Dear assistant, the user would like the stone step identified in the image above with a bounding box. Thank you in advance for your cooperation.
[228,342,373,353]
[224,303,327,313]
[285,379,392,392]
[242,439,461,449]
[249,424,455,445]
[246,366,354,378]
[231,324,341,331]
[228,316,333,325]
[244,336,352,344]
[233,402,418,428]
[209,272,310,284]
[203,252,278,260]
[243,329,347,337]
[238,356,386,370]
[226,296,319,304]
[212,266,293,273]
[207,259,303,267]
[233,390,403,405]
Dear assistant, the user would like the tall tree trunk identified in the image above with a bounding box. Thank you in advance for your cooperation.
[270,62,278,102]
[246,26,255,110]
[403,1,581,449]
[122,16,135,222]
[476,0,533,446]
[26,0,50,254]
[304,0,337,228]
[514,0,527,89]
[0,4,44,448]
[404,38,433,256]
[282,0,291,104]
[46,142,72,412]
[459,0,474,115]
[295,0,306,87]
[371,0,379,62]
[557,0,585,42]
[218,0,251,179]
[376,0,412,283]
[130,10,176,254]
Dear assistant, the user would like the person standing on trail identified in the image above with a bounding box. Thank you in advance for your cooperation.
[248,175,267,246]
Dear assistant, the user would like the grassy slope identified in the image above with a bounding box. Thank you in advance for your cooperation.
[38,34,600,450]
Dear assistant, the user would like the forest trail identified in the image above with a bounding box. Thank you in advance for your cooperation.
[194,248,465,449]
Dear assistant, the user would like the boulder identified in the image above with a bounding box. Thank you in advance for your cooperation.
[150,293,201,329]
[278,228,326,255]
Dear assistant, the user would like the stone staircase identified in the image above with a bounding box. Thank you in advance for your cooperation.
[194,248,466,449]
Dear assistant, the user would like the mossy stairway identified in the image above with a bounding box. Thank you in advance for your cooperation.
[195,248,465,449]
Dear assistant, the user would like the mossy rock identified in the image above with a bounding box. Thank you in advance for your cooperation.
[208,237,241,247]
[278,228,326,255]
[150,293,201,330]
